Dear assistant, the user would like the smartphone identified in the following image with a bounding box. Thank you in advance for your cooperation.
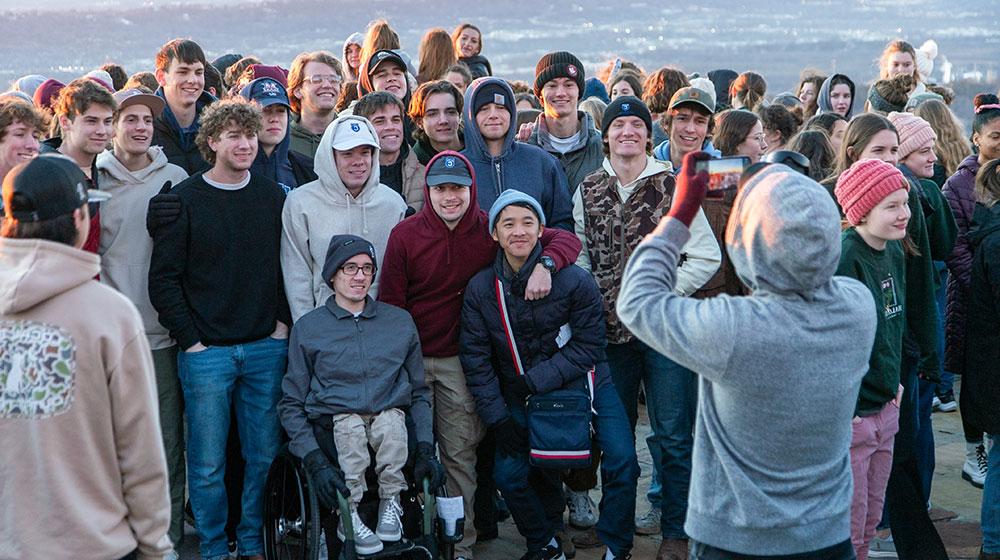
[696,156,750,195]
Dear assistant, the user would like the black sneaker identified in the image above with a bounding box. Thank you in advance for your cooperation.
[936,389,958,412]
[519,542,567,560]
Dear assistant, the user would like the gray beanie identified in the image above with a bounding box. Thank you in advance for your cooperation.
[488,189,546,232]
[321,234,377,286]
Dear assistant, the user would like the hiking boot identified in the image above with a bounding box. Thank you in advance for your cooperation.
[571,526,601,549]
[555,529,576,558]
[376,495,404,542]
[869,533,898,558]
[935,390,957,412]
[566,489,598,529]
[656,538,688,560]
[337,508,384,555]
[962,442,988,489]
[634,505,661,536]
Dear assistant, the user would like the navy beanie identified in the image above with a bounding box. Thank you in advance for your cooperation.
[602,95,652,138]
[534,51,586,98]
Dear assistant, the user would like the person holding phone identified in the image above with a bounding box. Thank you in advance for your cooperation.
[573,96,720,560]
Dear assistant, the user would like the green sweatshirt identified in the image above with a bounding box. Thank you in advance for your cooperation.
[837,228,906,416]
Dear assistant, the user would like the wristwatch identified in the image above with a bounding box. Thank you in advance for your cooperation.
[539,255,556,273]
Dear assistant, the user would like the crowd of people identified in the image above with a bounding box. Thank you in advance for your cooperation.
[0,18,998,560]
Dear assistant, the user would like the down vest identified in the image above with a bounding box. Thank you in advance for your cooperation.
[942,154,980,374]
[459,243,609,428]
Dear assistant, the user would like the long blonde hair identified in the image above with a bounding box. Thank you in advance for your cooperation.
[914,99,972,177]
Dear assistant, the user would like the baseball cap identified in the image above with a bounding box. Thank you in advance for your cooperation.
[669,86,716,114]
[426,152,472,187]
[3,155,111,222]
[331,117,380,151]
[239,77,290,109]
[367,50,407,76]
[113,88,166,118]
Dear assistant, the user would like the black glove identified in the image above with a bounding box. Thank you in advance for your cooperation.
[507,375,532,402]
[146,180,181,237]
[303,449,348,510]
[412,442,446,492]
[494,417,529,458]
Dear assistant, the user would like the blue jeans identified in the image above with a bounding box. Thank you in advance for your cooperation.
[178,336,288,559]
[495,378,639,555]
[606,339,695,539]
[916,378,936,502]
[984,434,1000,552]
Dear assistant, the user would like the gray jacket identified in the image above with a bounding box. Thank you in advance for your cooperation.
[528,111,604,193]
[617,167,876,555]
[279,296,433,458]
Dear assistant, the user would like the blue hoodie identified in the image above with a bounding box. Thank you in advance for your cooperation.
[652,139,721,172]
[460,77,573,231]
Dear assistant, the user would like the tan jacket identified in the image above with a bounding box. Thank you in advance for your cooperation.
[0,238,171,560]
[401,148,426,212]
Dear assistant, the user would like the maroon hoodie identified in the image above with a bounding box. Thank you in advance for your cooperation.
[379,150,581,357]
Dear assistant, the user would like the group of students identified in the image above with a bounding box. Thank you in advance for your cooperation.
[0,17,999,560]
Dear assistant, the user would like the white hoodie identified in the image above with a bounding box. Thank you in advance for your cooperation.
[97,147,188,350]
[281,115,407,321]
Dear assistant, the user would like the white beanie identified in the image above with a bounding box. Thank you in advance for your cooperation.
[915,40,938,83]
[689,77,717,108]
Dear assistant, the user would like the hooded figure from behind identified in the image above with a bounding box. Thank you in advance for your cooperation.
[281,114,406,321]
[617,165,878,556]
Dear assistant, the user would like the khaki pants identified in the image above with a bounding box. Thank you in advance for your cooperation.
[424,356,484,558]
[333,408,408,504]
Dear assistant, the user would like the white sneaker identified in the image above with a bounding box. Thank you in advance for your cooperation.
[566,489,598,529]
[337,508,384,555]
[869,534,897,558]
[376,495,404,542]
[931,395,941,410]
[634,505,661,536]
[962,442,987,489]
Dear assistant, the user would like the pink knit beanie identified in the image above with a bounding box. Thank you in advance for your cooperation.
[887,111,937,160]
[835,159,910,226]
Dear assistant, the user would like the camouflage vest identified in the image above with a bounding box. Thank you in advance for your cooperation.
[580,167,675,344]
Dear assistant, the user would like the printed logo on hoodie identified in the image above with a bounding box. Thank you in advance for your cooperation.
[880,275,902,318]
[0,321,76,419]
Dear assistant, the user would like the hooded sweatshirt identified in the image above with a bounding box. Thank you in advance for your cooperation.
[817,74,856,119]
[528,110,605,192]
[0,238,172,559]
[342,32,364,82]
[617,167,876,555]
[460,77,574,231]
[96,147,189,350]
[281,115,407,321]
[378,150,582,358]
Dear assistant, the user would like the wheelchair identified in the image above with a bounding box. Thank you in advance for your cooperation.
[262,418,463,560]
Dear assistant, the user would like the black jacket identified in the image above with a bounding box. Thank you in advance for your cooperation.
[961,202,1000,433]
[151,89,215,175]
[459,242,608,428]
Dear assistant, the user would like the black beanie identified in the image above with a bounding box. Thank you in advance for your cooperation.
[321,234,377,286]
[472,81,512,115]
[534,51,585,98]
[601,95,652,138]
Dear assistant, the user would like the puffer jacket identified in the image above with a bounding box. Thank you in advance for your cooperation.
[961,202,1000,434]
[459,243,608,428]
[942,154,980,374]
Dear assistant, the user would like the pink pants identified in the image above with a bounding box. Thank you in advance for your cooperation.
[850,402,900,560]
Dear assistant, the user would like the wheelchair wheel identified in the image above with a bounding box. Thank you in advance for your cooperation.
[263,451,320,560]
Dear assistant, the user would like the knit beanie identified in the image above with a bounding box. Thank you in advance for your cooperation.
[488,189,546,232]
[472,81,512,115]
[887,112,937,160]
[322,234,377,286]
[867,83,905,114]
[33,79,64,111]
[13,75,47,99]
[534,51,585,98]
[915,40,938,83]
[601,95,652,138]
[835,159,910,226]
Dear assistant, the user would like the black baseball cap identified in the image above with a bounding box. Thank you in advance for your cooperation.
[2,155,110,222]
[367,50,407,76]
[426,152,473,187]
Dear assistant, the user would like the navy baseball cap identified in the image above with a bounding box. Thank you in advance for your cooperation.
[426,152,472,187]
[3,155,110,222]
[240,77,290,109]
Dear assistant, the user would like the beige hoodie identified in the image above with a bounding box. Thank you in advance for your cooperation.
[281,115,407,321]
[97,146,189,350]
[0,238,172,560]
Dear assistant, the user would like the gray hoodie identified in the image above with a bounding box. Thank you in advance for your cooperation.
[281,115,407,321]
[96,147,189,349]
[617,167,876,555]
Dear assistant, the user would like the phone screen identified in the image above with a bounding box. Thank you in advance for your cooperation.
[695,156,751,192]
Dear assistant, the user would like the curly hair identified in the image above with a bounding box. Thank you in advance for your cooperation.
[196,97,262,165]
[757,104,801,149]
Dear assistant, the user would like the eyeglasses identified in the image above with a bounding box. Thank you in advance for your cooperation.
[305,75,342,86]
[341,263,376,276]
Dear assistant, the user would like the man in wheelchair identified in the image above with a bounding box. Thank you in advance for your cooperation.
[280,234,444,555]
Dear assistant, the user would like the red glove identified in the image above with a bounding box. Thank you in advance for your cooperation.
[667,151,712,228]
